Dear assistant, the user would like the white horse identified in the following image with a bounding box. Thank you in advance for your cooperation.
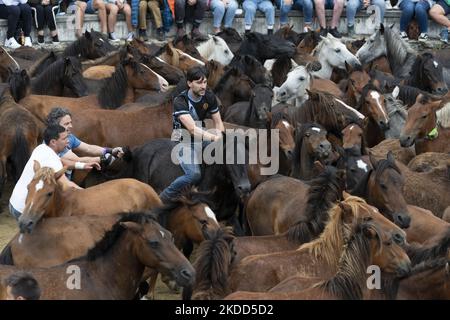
[195,35,234,66]
[312,33,361,79]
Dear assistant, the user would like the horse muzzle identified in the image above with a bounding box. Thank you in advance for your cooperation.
[174,267,195,288]
[399,135,415,148]
[393,212,411,229]
[18,219,35,234]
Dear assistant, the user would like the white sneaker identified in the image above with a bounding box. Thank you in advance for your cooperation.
[24,37,32,47]
[126,31,134,42]
[4,37,21,49]
[108,32,120,43]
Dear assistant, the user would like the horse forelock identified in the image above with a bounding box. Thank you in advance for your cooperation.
[33,167,57,185]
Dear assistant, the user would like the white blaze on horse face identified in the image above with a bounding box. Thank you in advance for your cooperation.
[369,91,388,122]
[335,98,365,119]
[139,63,169,92]
[350,125,354,131]
[392,86,400,99]
[204,206,218,224]
[282,120,291,129]
[18,233,24,244]
[311,127,321,132]
[433,61,439,68]
[35,180,44,192]
[356,159,369,172]
[177,50,205,66]
[159,230,165,238]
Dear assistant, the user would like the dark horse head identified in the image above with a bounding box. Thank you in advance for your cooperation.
[229,54,271,85]
[8,69,30,102]
[62,29,116,59]
[237,32,296,63]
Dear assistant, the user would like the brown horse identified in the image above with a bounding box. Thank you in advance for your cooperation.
[205,60,226,89]
[400,94,450,154]
[70,98,173,147]
[214,67,254,108]
[0,213,195,300]
[291,123,333,181]
[246,164,344,236]
[18,161,162,234]
[0,94,43,199]
[269,112,296,176]
[19,57,167,123]
[359,84,389,147]
[0,45,20,81]
[172,34,206,63]
[226,219,410,300]
[157,42,205,72]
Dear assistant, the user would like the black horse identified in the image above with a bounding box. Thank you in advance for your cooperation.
[229,54,271,85]
[62,30,116,60]
[90,133,252,235]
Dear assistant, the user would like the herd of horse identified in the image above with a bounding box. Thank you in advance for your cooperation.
[0,24,449,300]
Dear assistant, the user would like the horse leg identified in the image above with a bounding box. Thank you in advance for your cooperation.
[145,269,158,300]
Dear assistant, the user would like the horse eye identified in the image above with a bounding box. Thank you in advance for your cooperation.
[200,219,207,225]
[363,216,373,222]
[380,183,387,190]
[299,76,305,81]
[335,48,341,53]
[148,240,159,248]
[224,50,229,54]
[421,114,428,119]
[47,192,53,197]
[370,39,374,43]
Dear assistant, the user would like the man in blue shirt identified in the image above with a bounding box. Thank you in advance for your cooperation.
[46,107,124,179]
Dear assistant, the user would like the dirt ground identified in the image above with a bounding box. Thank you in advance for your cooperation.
[0,181,181,300]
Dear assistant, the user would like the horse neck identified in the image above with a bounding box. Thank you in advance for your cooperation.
[32,69,64,96]
[314,50,333,79]
[415,124,450,154]
[46,183,66,217]
[166,207,189,246]
[83,231,145,299]
[299,140,314,180]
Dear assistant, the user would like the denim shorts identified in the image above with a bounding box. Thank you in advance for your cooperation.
[436,0,450,15]
[86,0,97,14]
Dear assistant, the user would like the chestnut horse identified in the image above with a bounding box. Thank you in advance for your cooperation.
[0,213,195,300]
[19,57,167,123]
[400,94,450,154]
[18,161,162,234]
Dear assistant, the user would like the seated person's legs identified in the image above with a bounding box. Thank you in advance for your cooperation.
[257,0,275,34]
[18,3,33,46]
[175,0,187,36]
[138,0,148,39]
[399,0,415,39]
[346,0,362,35]
[223,0,238,28]
[191,0,208,40]
[43,4,59,43]
[105,2,119,41]
[276,0,294,28]
[93,0,107,34]
[329,0,343,37]
[121,2,134,41]
[243,0,257,33]
[74,1,87,38]
[294,0,314,31]
[314,0,328,35]
[415,0,431,39]
[210,0,226,33]
[429,1,450,42]
[148,0,165,40]
[0,4,21,48]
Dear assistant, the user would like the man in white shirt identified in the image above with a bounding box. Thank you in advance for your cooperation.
[9,125,80,220]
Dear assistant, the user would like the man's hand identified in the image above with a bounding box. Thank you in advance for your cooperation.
[84,162,102,170]
[284,0,293,6]
[112,147,124,158]
[42,0,50,5]
[187,0,197,5]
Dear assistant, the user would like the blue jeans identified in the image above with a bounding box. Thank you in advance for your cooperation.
[243,0,275,28]
[210,0,238,28]
[276,0,314,25]
[160,142,208,200]
[86,0,97,14]
[346,0,385,27]
[9,202,21,221]
[400,0,430,33]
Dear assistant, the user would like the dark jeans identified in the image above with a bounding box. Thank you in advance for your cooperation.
[175,0,207,26]
[30,4,57,31]
[400,0,431,33]
[0,3,32,38]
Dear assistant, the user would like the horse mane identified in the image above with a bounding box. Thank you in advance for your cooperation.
[32,57,81,93]
[287,165,344,243]
[374,157,401,182]
[405,228,450,265]
[214,67,241,95]
[383,27,417,77]
[98,60,133,109]
[316,222,383,299]
[34,166,58,185]
[69,212,157,262]
[311,38,326,57]
[404,52,434,89]
[189,227,235,300]
[270,111,291,128]
[437,102,450,128]
[153,187,214,229]
[298,195,368,270]
[272,55,292,86]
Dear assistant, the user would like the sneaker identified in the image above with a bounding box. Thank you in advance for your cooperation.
[347,24,355,37]
[191,28,208,41]
[319,27,328,37]
[156,28,165,41]
[138,29,148,42]
[303,25,312,33]
[267,28,274,35]
[329,27,342,38]
[37,35,45,44]
[4,37,21,49]
[24,36,32,47]
[400,31,408,40]
[440,28,448,44]
[126,31,134,42]
[52,35,60,44]
[418,33,428,42]
[108,32,120,43]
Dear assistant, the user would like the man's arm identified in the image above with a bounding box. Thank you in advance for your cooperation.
[179,114,221,141]
[211,112,225,133]
[61,150,101,170]
[74,142,124,158]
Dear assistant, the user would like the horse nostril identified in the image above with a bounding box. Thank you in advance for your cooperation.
[180,268,193,280]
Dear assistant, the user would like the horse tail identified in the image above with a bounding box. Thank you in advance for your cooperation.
[10,128,31,182]
[0,243,14,265]
[190,227,235,300]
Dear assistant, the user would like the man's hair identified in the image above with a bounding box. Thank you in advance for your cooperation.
[44,125,66,145]
[186,66,208,82]
[46,107,71,126]
[4,272,41,300]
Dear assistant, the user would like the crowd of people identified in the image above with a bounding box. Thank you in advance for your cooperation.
[1,0,450,48]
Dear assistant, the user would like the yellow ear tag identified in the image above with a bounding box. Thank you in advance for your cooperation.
[427,127,438,140]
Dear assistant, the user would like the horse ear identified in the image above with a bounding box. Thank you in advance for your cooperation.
[54,167,67,180]
[371,78,381,90]
[392,86,400,99]
[345,61,353,73]
[379,24,385,35]
[386,151,395,165]
[338,200,354,223]
[85,30,91,39]
[165,43,173,56]
[305,89,319,100]
[342,190,351,200]
[33,160,41,173]
[266,111,272,124]
[430,99,444,112]
[120,221,144,234]
[212,36,219,44]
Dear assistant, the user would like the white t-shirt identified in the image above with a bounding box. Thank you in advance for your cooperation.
[9,144,63,214]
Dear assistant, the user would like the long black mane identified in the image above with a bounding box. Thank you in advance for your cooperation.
[32,57,82,94]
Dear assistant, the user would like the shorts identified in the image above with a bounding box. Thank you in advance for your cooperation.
[86,0,97,14]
